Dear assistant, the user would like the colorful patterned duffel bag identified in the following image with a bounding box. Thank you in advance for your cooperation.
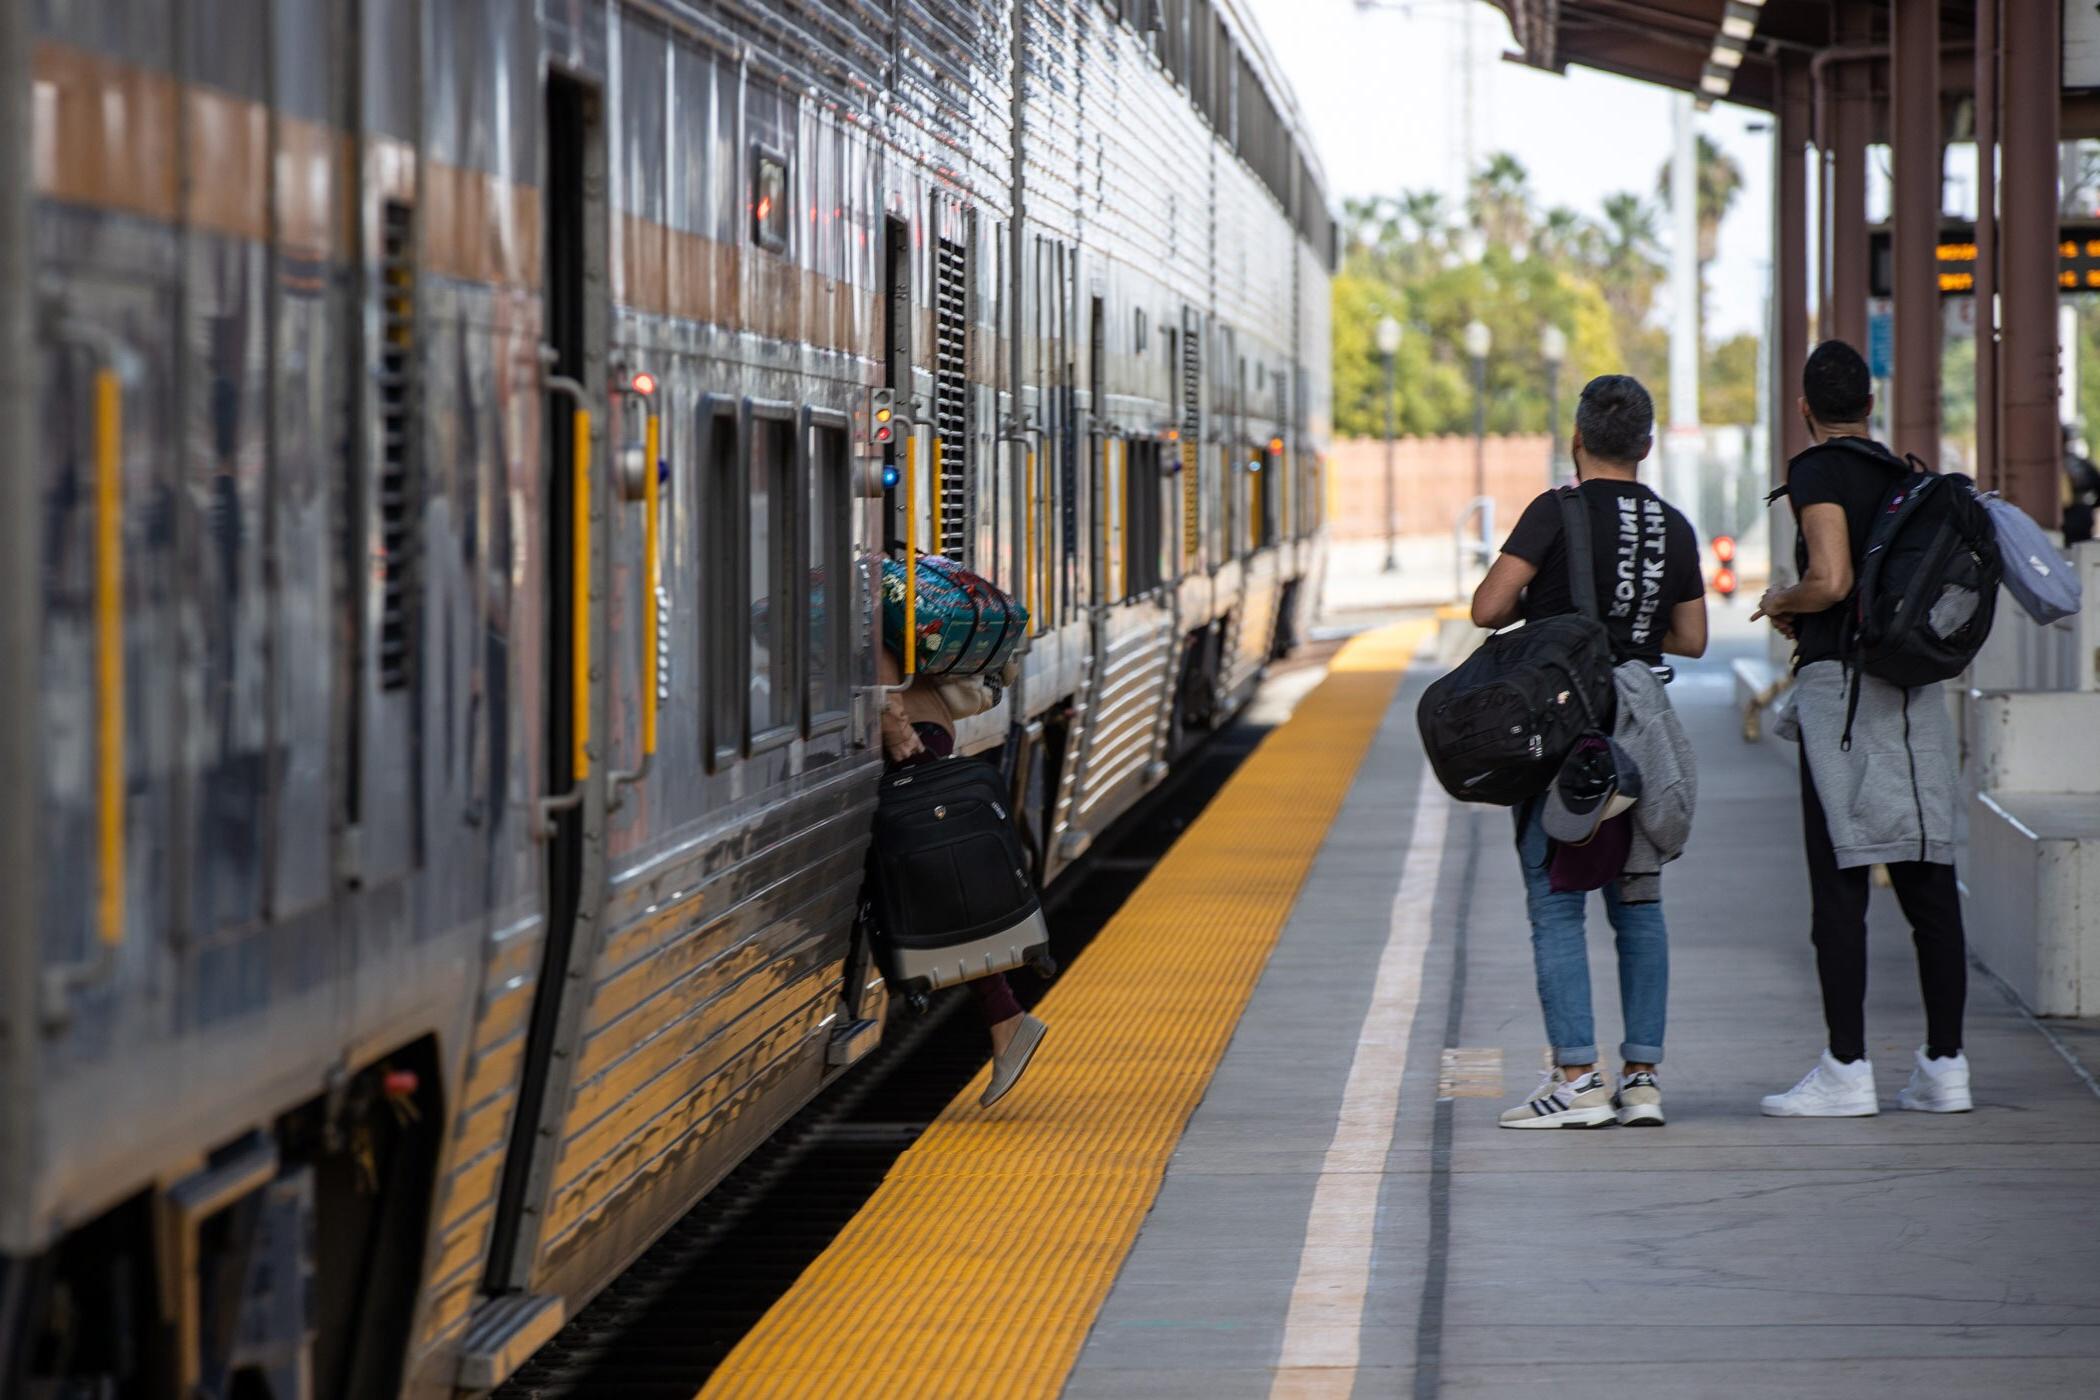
[880,554,1030,678]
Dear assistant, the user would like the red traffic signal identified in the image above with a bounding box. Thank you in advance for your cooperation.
[1712,565,1738,595]
[1711,533,1736,563]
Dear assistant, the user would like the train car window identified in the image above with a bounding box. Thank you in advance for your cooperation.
[701,403,740,767]
[749,406,797,749]
[752,145,788,253]
[1124,439,1166,597]
[1135,308,1147,354]
[1258,440,1281,548]
[806,415,852,731]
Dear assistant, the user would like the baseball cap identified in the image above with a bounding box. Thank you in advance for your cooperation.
[1541,735,1643,846]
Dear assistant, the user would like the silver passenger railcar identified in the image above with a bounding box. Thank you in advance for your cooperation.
[0,1,1333,1394]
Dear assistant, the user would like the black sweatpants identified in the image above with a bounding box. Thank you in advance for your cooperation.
[1797,747,1967,1062]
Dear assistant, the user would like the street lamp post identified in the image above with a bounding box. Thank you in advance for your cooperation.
[1376,315,1403,572]
[1464,319,1493,562]
[1540,323,1568,486]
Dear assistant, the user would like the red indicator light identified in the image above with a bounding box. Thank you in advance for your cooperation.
[1711,533,1736,563]
[1268,436,1284,453]
[875,426,893,443]
[631,371,657,397]
[1713,566,1737,594]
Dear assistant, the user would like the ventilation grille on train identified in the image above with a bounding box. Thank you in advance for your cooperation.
[378,199,417,691]
[1181,322,1201,566]
[933,233,968,561]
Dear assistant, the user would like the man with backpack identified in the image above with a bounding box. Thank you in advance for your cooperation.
[1470,374,1708,1128]
[1751,340,1979,1117]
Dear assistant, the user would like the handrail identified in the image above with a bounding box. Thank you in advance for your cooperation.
[570,407,592,781]
[643,410,660,756]
[42,321,133,1026]
[537,354,589,837]
[1024,438,1039,634]
[93,365,123,949]
[904,432,920,680]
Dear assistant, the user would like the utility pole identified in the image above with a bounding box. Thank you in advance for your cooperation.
[1668,91,1703,523]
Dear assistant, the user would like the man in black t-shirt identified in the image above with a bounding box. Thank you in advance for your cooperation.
[1470,374,1707,1131]
[1487,446,1705,667]
[1750,340,1971,1119]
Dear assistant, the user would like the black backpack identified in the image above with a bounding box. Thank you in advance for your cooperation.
[1417,490,1616,806]
[1775,439,2002,746]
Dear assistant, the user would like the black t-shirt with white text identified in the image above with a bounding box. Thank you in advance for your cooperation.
[1785,436,1911,669]
[1499,479,1703,666]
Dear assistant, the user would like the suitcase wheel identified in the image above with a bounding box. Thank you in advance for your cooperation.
[905,990,932,1017]
[1028,950,1059,980]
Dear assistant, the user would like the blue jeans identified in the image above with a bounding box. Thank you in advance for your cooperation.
[1515,802,1668,1065]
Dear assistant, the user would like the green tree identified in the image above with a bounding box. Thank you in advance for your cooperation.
[1702,333,1760,424]
[1332,157,1677,437]
[1468,152,1533,249]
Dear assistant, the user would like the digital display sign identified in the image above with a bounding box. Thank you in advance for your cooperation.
[1869,223,2100,297]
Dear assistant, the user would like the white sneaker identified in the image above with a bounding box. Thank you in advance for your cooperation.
[1897,1047,1972,1113]
[1499,1069,1616,1129]
[1615,1070,1665,1127]
[1760,1051,1879,1117]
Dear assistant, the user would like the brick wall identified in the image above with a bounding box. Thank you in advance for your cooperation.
[1326,434,1558,543]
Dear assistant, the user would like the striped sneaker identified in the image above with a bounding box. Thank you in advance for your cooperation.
[1615,1071,1665,1127]
[1499,1069,1616,1129]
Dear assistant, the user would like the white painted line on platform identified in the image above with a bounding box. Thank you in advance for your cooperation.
[1269,762,1450,1400]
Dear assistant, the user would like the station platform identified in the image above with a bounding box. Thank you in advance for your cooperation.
[701,614,2100,1400]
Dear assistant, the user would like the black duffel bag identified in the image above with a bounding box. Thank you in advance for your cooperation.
[1417,490,1617,806]
[867,756,1049,992]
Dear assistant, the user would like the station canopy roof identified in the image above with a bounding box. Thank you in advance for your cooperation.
[1485,1,1892,112]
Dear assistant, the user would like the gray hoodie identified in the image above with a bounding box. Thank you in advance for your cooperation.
[1613,661,1697,903]
[1787,660,1957,868]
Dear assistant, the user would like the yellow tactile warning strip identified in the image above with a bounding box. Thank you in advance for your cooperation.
[700,619,1433,1400]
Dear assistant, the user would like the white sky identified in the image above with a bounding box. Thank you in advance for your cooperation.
[1241,0,1775,341]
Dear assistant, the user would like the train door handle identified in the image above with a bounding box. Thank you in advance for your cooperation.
[41,319,132,1026]
[538,350,591,839]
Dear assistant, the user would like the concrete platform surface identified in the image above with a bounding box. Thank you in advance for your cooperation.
[1065,611,2100,1400]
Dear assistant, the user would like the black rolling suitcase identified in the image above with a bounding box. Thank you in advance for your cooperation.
[866,757,1049,993]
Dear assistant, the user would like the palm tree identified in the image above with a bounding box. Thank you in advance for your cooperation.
[1536,206,1600,269]
[1468,152,1533,251]
[1398,188,1449,247]
[1598,192,1664,328]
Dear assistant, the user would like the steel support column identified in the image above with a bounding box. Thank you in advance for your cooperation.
[2001,1,2061,524]
[1890,0,1941,464]
[1975,0,1999,488]
[1776,54,1813,483]
[1823,7,1874,348]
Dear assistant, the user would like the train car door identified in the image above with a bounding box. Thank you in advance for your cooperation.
[485,70,608,1292]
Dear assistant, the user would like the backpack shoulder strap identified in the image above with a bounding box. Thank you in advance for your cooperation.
[1556,485,1601,622]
